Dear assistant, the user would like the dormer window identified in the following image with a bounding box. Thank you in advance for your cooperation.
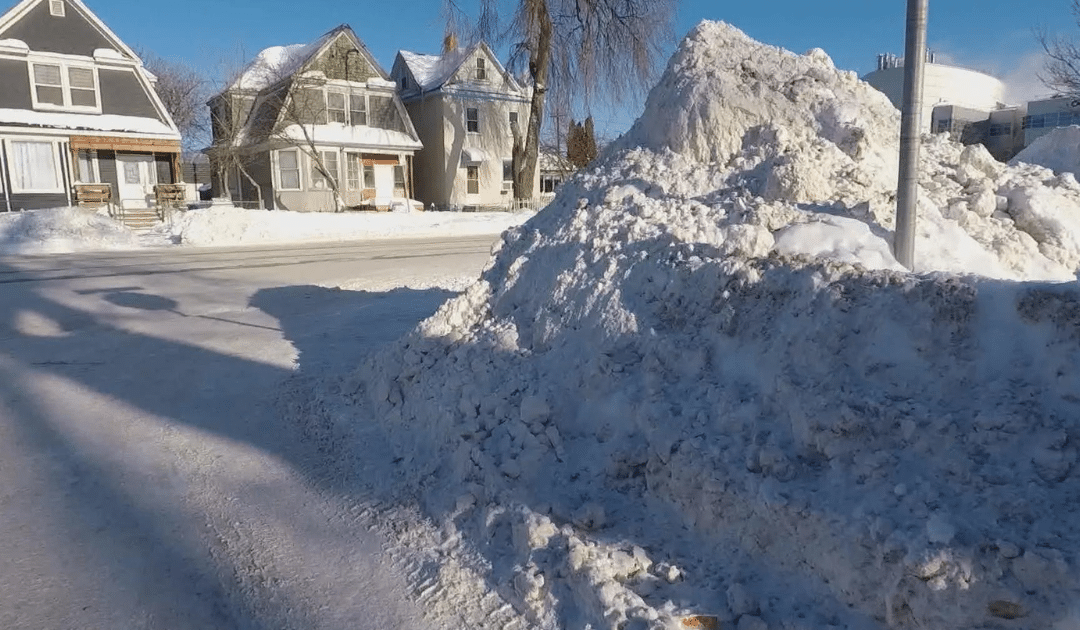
[475,57,487,81]
[30,61,100,111]
[49,0,65,17]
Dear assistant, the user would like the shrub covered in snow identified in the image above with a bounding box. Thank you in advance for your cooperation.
[323,21,1080,630]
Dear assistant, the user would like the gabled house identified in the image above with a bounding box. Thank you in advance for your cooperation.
[392,42,538,211]
[209,25,422,212]
[0,0,182,212]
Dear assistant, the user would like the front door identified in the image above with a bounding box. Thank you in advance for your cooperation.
[117,154,158,208]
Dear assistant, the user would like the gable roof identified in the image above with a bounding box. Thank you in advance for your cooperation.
[0,0,140,60]
[397,41,523,94]
[227,25,388,94]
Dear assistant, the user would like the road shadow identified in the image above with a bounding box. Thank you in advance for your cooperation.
[0,260,457,629]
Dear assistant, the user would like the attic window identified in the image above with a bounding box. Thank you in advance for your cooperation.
[49,0,65,17]
[475,57,487,81]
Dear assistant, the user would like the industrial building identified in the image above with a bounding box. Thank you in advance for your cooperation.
[863,52,1080,161]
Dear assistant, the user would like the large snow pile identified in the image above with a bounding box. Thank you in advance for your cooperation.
[1011,125,1080,177]
[319,22,1080,630]
[0,207,143,254]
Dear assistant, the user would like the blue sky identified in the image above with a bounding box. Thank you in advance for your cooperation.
[83,0,1074,137]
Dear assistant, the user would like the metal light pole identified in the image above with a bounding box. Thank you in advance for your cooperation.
[895,0,928,270]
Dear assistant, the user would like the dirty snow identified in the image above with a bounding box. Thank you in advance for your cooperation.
[0,206,532,254]
[299,20,1080,630]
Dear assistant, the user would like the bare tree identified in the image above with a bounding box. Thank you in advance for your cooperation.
[1037,1,1080,96]
[446,0,676,200]
[139,51,209,154]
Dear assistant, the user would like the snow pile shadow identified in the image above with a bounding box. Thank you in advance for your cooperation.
[328,21,1080,630]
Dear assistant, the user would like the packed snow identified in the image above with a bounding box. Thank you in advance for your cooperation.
[0,206,532,253]
[297,20,1080,630]
[0,108,176,135]
[1011,125,1080,177]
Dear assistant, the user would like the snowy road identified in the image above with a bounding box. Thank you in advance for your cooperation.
[0,237,496,630]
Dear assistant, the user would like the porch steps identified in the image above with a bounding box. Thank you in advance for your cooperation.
[115,208,163,231]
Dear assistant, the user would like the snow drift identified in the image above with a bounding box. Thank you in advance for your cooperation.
[1011,125,1080,177]
[321,21,1080,630]
[0,207,144,254]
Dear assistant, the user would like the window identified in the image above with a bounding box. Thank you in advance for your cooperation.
[393,165,405,193]
[49,0,64,16]
[312,150,339,190]
[277,149,301,190]
[466,107,479,133]
[502,159,513,184]
[466,165,479,194]
[9,141,61,192]
[76,150,99,183]
[989,123,1013,137]
[68,67,97,107]
[363,164,375,189]
[475,57,487,81]
[346,152,362,190]
[30,61,98,111]
[541,175,561,194]
[33,64,63,106]
[350,93,367,126]
[327,91,347,123]
[509,111,518,130]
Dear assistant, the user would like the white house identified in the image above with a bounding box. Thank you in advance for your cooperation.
[391,42,539,211]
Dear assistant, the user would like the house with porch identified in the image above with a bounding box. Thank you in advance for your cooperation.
[0,0,182,213]
[209,25,422,212]
[391,42,538,211]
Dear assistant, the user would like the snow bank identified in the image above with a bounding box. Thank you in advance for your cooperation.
[0,208,143,254]
[1011,125,1080,177]
[320,21,1080,630]
[169,206,531,247]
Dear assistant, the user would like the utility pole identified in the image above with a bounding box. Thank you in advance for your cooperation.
[895,0,928,270]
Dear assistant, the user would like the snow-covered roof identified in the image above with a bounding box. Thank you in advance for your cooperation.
[273,123,422,151]
[231,39,328,92]
[0,108,178,136]
[399,46,476,92]
[228,25,387,94]
[398,42,523,95]
[0,38,28,52]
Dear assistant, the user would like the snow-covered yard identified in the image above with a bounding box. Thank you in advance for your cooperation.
[0,205,533,254]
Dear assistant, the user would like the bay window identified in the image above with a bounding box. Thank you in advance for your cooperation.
[277,149,301,190]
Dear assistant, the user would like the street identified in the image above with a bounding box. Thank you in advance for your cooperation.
[0,237,497,630]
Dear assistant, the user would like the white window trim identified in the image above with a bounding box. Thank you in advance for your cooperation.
[274,148,303,191]
[26,57,101,114]
[349,92,368,127]
[466,107,479,134]
[465,165,480,195]
[6,137,65,194]
[49,0,65,17]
